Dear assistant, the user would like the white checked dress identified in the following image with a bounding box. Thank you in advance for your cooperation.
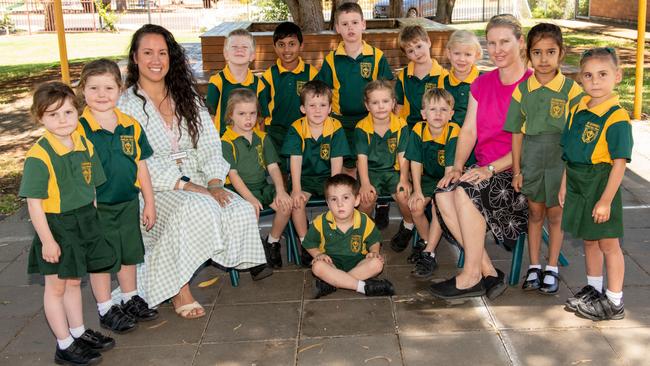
[118,87,266,307]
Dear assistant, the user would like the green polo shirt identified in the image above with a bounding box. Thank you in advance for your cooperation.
[19,131,106,214]
[504,72,583,135]
[395,60,445,127]
[221,126,280,188]
[437,65,480,126]
[281,116,350,178]
[316,41,394,128]
[405,121,459,179]
[354,113,409,172]
[302,210,381,271]
[206,65,270,136]
[561,95,633,165]
[77,107,153,204]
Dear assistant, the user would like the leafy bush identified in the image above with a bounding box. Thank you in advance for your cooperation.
[529,0,574,19]
[94,0,120,32]
[255,0,290,21]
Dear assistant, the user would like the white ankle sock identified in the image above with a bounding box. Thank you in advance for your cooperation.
[587,276,604,293]
[121,290,138,304]
[97,300,113,316]
[429,251,436,258]
[69,325,85,338]
[543,265,559,285]
[356,280,366,294]
[267,235,280,244]
[527,265,542,281]
[403,221,414,230]
[57,336,74,350]
[605,289,623,306]
[299,237,305,243]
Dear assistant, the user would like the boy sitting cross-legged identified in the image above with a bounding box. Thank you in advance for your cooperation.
[303,174,395,299]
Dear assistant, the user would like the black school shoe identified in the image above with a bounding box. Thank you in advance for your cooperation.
[250,264,273,281]
[54,339,102,366]
[75,328,115,352]
[522,268,543,291]
[300,250,313,268]
[576,294,625,321]
[406,239,427,264]
[411,254,437,279]
[364,278,395,297]
[390,221,413,252]
[483,269,507,300]
[565,285,600,312]
[100,305,137,334]
[429,276,486,300]
[263,236,283,268]
[313,278,337,299]
[539,271,560,295]
[374,203,390,230]
[121,295,159,322]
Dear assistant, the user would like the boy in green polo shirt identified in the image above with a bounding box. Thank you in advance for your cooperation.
[303,174,395,298]
[405,88,459,278]
[221,88,293,269]
[207,28,270,136]
[395,25,446,129]
[281,81,351,264]
[316,2,394,172]
[261,22,319,172]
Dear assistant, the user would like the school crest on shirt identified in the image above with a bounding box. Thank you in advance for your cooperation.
[360,62,372,79]
[437,150,445,166]
[350,234,361,253]
[425,83,436,92]
[550,98,566,119]
[581,122,601,144]
[320,143,331,160]
[297,80,306,96]
[256,144,265,167]
[120,135,135,156]
[387,137,397,153]
[81,162,92,184]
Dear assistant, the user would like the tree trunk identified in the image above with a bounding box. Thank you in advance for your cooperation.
[389,0,402,17]
[43,0,55,32]
[116,0,127,11]
[435,0,455,24]
[285,0,324,32]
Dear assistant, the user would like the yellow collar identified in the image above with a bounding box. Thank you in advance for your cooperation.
[222,125,264,142]
[334,41,374,57]
[575,95,621,117]
[223,64,254,86]
[406,59,444,78]
[44,130,87,156]
[447,65,480,86]
[277,57,306,74]
[300,117,338,139]
[527,71,565,93]
[417,121,449,143]
[81,107,134,131]
[356,113,406,135]
[325,209,362,231]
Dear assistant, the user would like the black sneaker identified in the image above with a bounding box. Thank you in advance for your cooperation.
[313,278,337,299]
[483,269,507,300]
[412,253,437,279]
[75,328,115,351]
[565,285,600,312]
[364,278,395,297]
[250,264,273,281]
[576,293,625,321]
[406,239,427,264]
[99,305,137,334]
[263,236,283,268]
[390,221,413,252]
[121,295,159,322]
[374,204,390,230]
[55,338,102,366]
[300,250,313,268]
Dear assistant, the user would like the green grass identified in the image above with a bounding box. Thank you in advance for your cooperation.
[618,67,650,114]
[0,56,122,83]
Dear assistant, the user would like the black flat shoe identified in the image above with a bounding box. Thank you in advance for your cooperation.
[122,295,159,322]
[483,269,507,300]
[374,203,390,230]
[55,339,102,366]
[539,270,560,295]
[313,278,337,299]
[522,268,543,291]
[250,264,273,281]
[75,328,115,351]
[428,276,485,300]
[100,305,137,334]
[364,278,395,297]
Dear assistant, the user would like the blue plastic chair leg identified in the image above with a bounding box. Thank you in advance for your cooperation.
[287,220,302,266]
[457,248,465,268]
[286,221,299,264]
[509,234,526,286]
[229,268,239,287]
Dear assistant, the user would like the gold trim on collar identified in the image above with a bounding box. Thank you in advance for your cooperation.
[447,65,480,86]
[406,59,444,78]
[81,107,134,131]
[575,95,621,117]
[276,57,306,74]
[527,71,565,93]
[223,64,255,86]
[44,130,87,155]
[335,41,374,57]
[325,209,362,230]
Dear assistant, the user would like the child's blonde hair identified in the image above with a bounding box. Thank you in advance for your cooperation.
[446,30,483,59]
[398,25,430,52]
[31,81,79,123]
[77,58,122,108]
[224,88,260,126]
[225,28,256,51]
[422,87,455,109]
[363,79,395,103]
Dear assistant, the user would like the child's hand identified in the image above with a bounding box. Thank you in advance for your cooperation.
[142,203,156,231]
[396,179,412,198]
[42,240,61,263]
[558,182,566,208]
[312,253,333,265]
[291,190,308,208]
[592,200,612,224]
[408,191,425,211]
[247,197,263,219]
[365,252,384,262]
[512,173,523,192]
[359,183,376,205]
[274,190,293,213]
[437,169,461,188]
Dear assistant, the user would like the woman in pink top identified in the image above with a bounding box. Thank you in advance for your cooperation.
[430,14,532,300]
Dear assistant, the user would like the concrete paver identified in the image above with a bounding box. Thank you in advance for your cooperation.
[400,332,510,366]
[297,335,403,366]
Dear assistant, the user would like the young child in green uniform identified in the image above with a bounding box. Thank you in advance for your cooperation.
[20,82,115,365]
[303,174,395,298]
[76,59,159,329]
[559,48,633,321]
[315,2,394,174]
[261,21,319,173]
[207,28,270,136]
[281,80,351,264]
[395,25,446,130]
[405,88,460,278]
[355,80,413,251]
[504,24,583,295]
[221,88,293,268]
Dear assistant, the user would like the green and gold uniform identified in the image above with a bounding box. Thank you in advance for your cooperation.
[77,107,154,267]
[561,95,633,240]
[354,113,409,195]
[316,41,394,156]
[206,65,270,136]
[19,131,115,278]
[302,210,381,271]
[503,72,583,207]
[437,65,480,127]
[395,60,445,128]
[222,126,281,207]
[405,121,460,196]
[281,116,351,197]
[261,58,319,166]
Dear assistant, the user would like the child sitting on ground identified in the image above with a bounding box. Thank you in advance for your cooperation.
[302,174,395,298]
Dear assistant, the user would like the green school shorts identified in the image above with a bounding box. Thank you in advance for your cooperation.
[228,181,278,208]
[369,170,400,196]
[97,198,145,269]
[300,175,326,198]
[421,174,439,197]
[28,203,116,278]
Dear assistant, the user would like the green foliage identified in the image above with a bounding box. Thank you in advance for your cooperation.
[94,0,120,32]
[255,0,289,21]
[528,0,573,19]
[0,12,15,34]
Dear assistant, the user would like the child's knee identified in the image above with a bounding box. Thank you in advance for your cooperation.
[311,260,329,277]
[528,207,545,223]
